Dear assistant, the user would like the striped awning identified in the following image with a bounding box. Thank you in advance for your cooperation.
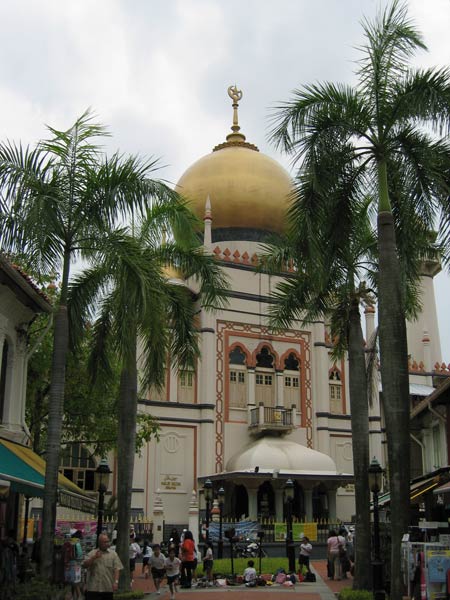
[0,439,96,514]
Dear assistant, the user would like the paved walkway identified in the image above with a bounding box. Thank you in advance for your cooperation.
[132,560,352,600]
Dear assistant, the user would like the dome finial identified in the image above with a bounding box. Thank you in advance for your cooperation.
[228,85,243,134]
[225,85,248,144]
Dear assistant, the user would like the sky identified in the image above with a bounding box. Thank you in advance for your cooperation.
[0,0,448,359]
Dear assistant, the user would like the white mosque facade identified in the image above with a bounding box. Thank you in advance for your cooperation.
[124,89,444,530]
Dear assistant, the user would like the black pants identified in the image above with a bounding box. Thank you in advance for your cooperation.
[299,555,310,571]
[181,560,196,587]
[86,592,113,600]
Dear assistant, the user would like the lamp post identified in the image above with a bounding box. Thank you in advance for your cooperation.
[95,458,112,544]
[204,479,213,544]
[284,478,296,573]
[368,457,385,600]
[218,486,225,558]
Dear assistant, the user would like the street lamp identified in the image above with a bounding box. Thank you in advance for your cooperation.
[368,457,385,600]
[218,486,225,558]
[95,458,112,543]
[203,479,213,543]
[284,478,296,573]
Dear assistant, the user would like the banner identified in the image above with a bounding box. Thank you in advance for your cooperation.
[207,520,259,541]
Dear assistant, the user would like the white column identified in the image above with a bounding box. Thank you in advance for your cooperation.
[169,365,178,402]
[188,490,199,537]
[364,304,376,343]
[199,311,216,477]
[313,320,331,454]
[276,371,284,407]
[248,487,258,520]
[247,369,256,406]
[304,489,313,521]
[327,490,336,521]
[422,331,433,386]
[152,489,165,544]
[203,196,212,249]
[274,488,284,522]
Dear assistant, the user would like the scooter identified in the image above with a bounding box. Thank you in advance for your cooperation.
[234,538,267,558]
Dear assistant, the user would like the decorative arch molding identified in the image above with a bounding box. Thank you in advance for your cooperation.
[216,320,312,473]
[251,341,280,370]
[228,342,252,366]
[328,363,342,380]
[280,348,301,370]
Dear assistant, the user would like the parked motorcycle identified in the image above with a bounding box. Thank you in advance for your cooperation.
[234,538,267,558]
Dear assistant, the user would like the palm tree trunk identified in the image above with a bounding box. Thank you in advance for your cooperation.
[40,252,71,579]
[40,304,69,578]
[347,298,371,591]
[377,210,410,600]
[116,335,138,591]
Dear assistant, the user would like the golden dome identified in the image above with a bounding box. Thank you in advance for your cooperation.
[175,86,293,237]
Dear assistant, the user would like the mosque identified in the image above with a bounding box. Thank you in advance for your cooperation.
[127,87,444,529]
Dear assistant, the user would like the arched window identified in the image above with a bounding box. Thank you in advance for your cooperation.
[229,346,247,408]
[329,365,343,414]
[283,352,301,410]
[255,346,275,407]
[60,444,96,491]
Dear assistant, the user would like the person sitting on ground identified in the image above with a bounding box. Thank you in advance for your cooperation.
[148,544,166,595]
[243,559,257,587]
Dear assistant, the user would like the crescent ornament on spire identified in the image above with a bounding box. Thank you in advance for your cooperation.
[228,85,243,103]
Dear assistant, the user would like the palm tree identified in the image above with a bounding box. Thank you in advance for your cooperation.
[0,111,182,578]
[264,157,377,589]
[269,3,450,595]
[69,212,228,590]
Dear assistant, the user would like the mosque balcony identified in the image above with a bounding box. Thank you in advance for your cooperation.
[248,403,296,435]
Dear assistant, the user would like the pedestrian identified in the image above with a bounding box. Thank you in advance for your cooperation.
[142,539,153,578]
[327,529,346,581]
[299,535,312,573]
[129,534,141,586]
[165,546,181,600]
[180,530,196,588]
[338,528,351,579]
[83,533,123,600]
[148,544,166,595]
[203,542,213,585]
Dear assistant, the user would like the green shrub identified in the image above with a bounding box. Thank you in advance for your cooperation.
[114,592,145,599]
[338,588,373,600]
[14,578,66,600]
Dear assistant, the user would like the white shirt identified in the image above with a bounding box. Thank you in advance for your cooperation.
[129,542,141,559]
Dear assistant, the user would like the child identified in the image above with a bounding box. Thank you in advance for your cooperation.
[149,544,166,595]
[142,540,153,578]
[203,543,213,585]
[129,534,141,586]
[165,546,182,600]
[299,536,312,573]
[244,559,257,587]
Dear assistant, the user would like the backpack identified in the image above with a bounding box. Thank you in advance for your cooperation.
[275,572,287,584]
[305,572,316,582]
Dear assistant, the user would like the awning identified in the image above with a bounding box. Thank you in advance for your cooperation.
[377,476,440,507]
[0,439,96,514]
[378,381,436,397]
[433,481,450,495]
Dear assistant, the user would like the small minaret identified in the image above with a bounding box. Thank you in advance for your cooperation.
[406,254,442,369]
[203,195,212,248]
